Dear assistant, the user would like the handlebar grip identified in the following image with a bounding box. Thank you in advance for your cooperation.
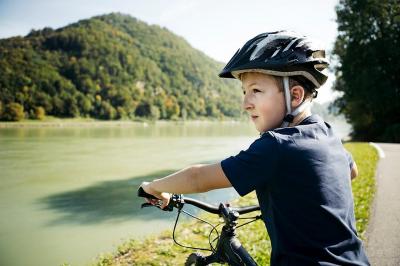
[137,187,159,200]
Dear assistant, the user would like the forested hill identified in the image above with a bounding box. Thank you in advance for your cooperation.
[0,13,242,121]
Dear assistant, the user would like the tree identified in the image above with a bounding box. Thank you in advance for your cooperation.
[34,106,46,120]
[149,105,160,121]
[1,102,25,121]
[0,13,243,122]
[134,101,152,117]
[99,101,116,119]
[333,0,400,142]
[164,95,180,118]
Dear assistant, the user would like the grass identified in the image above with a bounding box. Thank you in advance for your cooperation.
[344,142,378,240]
[90,142,378,266]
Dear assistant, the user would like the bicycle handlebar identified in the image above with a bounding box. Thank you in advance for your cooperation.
[137,187,260,215]
[137,186,159,200]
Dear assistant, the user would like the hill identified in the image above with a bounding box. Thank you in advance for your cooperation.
[0,13,242,121]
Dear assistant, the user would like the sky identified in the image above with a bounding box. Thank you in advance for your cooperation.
[0,0,341,103]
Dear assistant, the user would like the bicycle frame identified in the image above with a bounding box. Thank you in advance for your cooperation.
[194,203,258,265]
[138,187,261,265]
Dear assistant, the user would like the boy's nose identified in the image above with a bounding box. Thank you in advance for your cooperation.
[242,96,254,110]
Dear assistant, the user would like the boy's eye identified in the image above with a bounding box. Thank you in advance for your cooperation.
[253,88,261,93]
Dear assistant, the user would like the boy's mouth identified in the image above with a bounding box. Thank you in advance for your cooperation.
[251,115,258,120]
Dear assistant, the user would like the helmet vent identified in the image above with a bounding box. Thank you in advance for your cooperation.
[312,50,326,59]
[314,63,328,71]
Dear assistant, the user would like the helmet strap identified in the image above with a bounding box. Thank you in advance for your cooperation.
[280,76,311,128]
[281,77,292,127]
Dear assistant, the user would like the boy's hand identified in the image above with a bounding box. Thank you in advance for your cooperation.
[140,182,170,209]
[351,162,358,180]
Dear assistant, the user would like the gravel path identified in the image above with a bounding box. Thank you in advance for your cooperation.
[366,143,400,266]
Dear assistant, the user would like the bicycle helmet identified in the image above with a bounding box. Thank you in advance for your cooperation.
[219,30,329,127]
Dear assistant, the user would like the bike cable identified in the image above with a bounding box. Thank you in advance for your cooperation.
[172,207,217,252]
[236,215,262,229]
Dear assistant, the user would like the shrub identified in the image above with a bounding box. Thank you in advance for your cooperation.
[99,101,116,120]
[34,106,46,120]
[149,105,160,120]
[1,102,25,121]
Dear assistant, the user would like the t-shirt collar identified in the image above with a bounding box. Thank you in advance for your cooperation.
[298,114,323,125]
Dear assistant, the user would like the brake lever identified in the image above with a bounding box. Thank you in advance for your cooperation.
[141,203,154,208]
[140,201,174,212]
[138,187,181,212]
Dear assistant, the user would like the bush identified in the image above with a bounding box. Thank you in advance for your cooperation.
[116,106,128,119]
[1,102,25,121]
[99,101,116,120]
[149,105,160,120]
[34,106,46,120]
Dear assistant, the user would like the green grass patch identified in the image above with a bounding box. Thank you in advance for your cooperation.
[91,142,378,266]
[344,142,378,239]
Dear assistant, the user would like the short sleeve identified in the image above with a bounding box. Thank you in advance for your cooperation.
[220,133,279,196]
[344,150,354,169]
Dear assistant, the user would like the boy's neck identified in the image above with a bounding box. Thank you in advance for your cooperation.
[289,109,312,127]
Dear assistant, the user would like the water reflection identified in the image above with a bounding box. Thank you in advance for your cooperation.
[0,121,257,139]
[37,168,239,226]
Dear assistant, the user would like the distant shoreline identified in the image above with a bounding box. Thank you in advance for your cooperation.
[0,118,247,128]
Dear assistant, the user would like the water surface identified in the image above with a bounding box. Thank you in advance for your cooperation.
[0,121,258,266]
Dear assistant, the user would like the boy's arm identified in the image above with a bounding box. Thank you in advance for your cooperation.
[141,162,231,208]
[345,149,358,180]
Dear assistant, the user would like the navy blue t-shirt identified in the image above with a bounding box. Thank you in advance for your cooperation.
[221,114,370,266]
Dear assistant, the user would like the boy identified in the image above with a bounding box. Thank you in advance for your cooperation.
[140,31,369,265]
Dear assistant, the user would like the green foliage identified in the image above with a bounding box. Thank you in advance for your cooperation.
[345,142,378,239]
[134,101,152,117]
[93,143,377,265]
[99,101,116,120]
[333,0,400,142]
[0,13,243,122]
[381,123,400,143]
[0,102,25,121]
[34,106,46,120]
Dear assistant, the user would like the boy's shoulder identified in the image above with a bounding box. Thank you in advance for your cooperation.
[269,114,330,139]
[260,115,343,158]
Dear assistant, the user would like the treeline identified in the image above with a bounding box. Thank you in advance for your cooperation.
[0,13,242,121]
[333,0,400,142]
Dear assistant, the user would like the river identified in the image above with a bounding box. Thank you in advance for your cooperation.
[0,119,350,266]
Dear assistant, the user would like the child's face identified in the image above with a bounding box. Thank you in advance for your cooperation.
[241,72,285,132]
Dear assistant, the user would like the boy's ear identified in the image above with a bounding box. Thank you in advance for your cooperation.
[290,85,305,108]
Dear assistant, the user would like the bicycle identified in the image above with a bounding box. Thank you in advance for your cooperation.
[138,187,262,265]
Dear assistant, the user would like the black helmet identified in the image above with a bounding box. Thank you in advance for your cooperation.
[219,30,329,88]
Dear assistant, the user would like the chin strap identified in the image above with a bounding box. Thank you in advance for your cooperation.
[280,76,311,128]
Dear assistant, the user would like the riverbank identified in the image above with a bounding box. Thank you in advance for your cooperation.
[88,142,378,266]
[0,117,247,128]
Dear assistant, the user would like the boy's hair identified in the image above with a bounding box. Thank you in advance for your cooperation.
[274,76,317,100]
